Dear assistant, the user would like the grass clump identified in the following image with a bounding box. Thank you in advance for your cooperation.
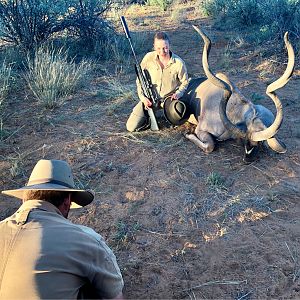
[206,171,225,189]
[113,220,140,248]
[25,47,92,109]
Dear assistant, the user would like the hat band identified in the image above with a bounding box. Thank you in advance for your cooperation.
[26,179,75,189]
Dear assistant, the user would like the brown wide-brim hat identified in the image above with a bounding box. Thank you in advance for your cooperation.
[163,96,190,126]
[2,159,94,209]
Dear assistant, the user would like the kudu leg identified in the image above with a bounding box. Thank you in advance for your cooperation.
[185,130,215,153]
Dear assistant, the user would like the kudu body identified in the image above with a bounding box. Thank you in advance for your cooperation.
[183,26,295,158]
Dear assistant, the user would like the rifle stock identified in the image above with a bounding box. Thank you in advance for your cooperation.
[148,108,159,131]
[120,16,159,131]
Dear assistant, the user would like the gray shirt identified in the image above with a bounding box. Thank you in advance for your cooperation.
[0,200,123,299]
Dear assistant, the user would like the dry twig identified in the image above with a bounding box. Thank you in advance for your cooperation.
[182,279,247,292]
[142,228,186,237]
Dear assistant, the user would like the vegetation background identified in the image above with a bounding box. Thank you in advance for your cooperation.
[0,0,299,298]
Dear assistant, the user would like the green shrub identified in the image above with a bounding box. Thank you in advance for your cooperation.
[146,0,172,11]
[201,0,300,42]
[113,220,140,248]
[259,0,300,40]
[203,0,263,26]
[0,0,114,52]
[202,0,231,17]
[25,47,91,108]
[206,172,225,188]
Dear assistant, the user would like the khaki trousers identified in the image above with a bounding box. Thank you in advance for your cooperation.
[126,102,149,132]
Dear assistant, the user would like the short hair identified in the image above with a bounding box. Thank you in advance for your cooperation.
[23,190,70,208]
[154,32,170,43]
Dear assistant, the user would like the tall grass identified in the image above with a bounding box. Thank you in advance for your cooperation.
[0,61,12,107]
[99,32,149,71]
[170,1,186,24]
[97,74,136,115]
[25,47,92,109]
[0,61,12,140]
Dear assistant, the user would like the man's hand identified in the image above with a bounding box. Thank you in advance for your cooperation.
[142,98,152,110]
[170,93,179,101]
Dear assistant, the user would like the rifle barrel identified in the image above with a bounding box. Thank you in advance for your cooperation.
[120,16,131,39]
[120,16,139,64]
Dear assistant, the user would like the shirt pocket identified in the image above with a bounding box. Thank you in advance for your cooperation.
[167,69,179,86]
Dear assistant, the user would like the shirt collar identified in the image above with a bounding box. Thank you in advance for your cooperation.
[170,51,175,62]
[155,51,175,67]
[18,199,63,216]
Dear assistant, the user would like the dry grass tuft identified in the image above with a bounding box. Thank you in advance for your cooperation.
[25,47,92,109]
[97,74,137,115]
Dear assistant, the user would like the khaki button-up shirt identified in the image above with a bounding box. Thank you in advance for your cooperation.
[0,200,123,299]
[137,51,189,102]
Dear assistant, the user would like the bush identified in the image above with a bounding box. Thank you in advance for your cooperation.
[259,0,300,40]
[202,0,231,17]
[201,0,300,41]
[0,0,114,52]
[146,0,172,11]
[203,0,263,26]
[25,47,91,108]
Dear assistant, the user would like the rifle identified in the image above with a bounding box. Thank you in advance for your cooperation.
[120,16,159,131]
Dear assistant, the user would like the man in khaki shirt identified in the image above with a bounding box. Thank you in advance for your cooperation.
[126,31,189,132]
[0,159,124,299]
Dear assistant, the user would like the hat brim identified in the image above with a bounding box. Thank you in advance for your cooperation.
[163,97,190,126]
[2,183,94,209]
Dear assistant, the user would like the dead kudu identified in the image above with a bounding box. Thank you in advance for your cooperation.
[183,26,295,161]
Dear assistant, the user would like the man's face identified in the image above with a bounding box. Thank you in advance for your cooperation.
[154,38,170,58]
[59,193,72,219]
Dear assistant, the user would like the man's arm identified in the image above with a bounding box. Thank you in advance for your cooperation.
[78,225,124,299]
[174,59,189,99]
[136,53,153,108]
